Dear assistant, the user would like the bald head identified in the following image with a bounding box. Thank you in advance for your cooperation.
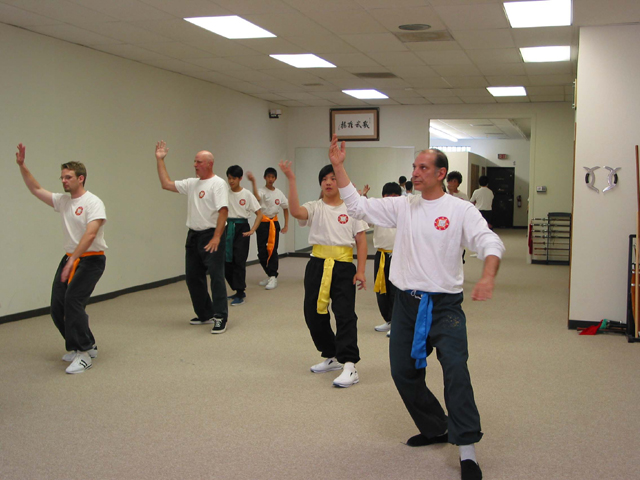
[194,150,214,179]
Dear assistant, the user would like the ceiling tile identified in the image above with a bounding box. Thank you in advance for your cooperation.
[277,100,309,107]
[189,71,247,86]
[68,0,175,21]
[368,6,448,32]
[326,78,375,89]
[224,70,281,82]
[406,41,461,52]
[243,12,333,37]
[319,53,382,67]
[405,77,452,88]
[286,35,359,54]
[442,76,488,87]
[82,22,171,44]
[529,95,566,102]
[366,51,425,67]
[0,3,61,26]
[136,42,213,59]
[511,26,576,48]
[526,86,565,95]
[283,0,363,14]
[466,48,522,64]
[306,68,359,80]
[183,57,251,71]
[340,33,408,52]
[387,65,439,77]
[142,57,211,73]
[495,96,530,103]
[278,92,323,100]
[91,44,173,62]
[427,96,464,104]
[355,0,432,7]
[28,24,122,45]
[343,66,390,74]
[416,88,455,97]
[452,29,515,50]
[451,88,491,96]
[230,82,272,94]
[137,0,232,17]
[432,64,482,76]
[303,99,339,106]
[311,10,387,35]
[214,0,297,15]
[253,93,290,101]
[523,62,573,76]
[5,0,119,23]
[312,91,366,102]
[433,4,510,30]
[235,37,307,55]
[459,96,497,104]
[260,68,326,84]
[486,75,531,87]
[415,50,472,65]
[398,97,432,105]
[254,79,306,91]
[477,63,526,76]
[362,98,400,105]
[224,55,287,69]
[365,77,412,88]
[379,88,422,98]
[527,74,575,86]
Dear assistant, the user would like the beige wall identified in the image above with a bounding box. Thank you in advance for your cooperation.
[0,23,288,317]
[570,25,640,324]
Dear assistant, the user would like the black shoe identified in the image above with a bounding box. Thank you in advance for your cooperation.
[406,432,448,447]
[211,317,227,334]
[190,317,214,325]
[460,459,482,480]
[227,294,237,300]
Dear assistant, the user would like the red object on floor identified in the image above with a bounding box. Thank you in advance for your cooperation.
[579,321,603,335]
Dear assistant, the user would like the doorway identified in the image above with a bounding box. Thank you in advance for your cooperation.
[487,167,515,228]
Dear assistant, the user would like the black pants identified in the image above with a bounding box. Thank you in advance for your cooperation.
[374,250,396,324]
[50,254,106,352]
[256,220,280,278]
[303,257,360,364]
[480,210,493,229]
[389,290,482,446]
[225,222,250,297]
[185,228,228,321]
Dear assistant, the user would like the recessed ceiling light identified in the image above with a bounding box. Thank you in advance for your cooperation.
[487,86,527,97]
[521,46,571,62]
[342,90,389,99]
[270,54,336,68]
[504,0,572,28]
[184,16,276,39]
[398,24,431,31]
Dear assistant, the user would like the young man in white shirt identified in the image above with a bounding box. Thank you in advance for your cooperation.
[225,165,263,306]
[279,161,368,388]
[16,144,107,374]
[247,168,289,290]
[329,134,504,480]
[447,171,470,201]
[155,141,229,334]
[470,176,494,229]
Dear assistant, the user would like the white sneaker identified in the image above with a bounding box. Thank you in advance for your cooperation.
[265,276,278,290]
[310,357,343,373]
[62,346,97,362]
[333,362,359,388]
[66,351,92,374]
[259,277,270,286]
[375,321,391,332]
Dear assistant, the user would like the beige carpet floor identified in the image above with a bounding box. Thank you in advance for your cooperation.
[1,229,639,480]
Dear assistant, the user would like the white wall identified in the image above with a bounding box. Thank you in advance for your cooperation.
[569,25,640,324]
[0,23,288,317]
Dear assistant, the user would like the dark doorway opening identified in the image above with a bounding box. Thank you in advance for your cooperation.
[487,167,514,228]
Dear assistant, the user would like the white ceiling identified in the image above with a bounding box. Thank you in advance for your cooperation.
[1,0,637,107]
[432,117,531,140]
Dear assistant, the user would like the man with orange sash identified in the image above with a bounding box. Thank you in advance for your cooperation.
[16,144,107,374]
[248,167,289,290]
[279,161,368,388]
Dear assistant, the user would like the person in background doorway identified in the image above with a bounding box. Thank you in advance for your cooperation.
[470,176,494,229]
[447,171,469,201]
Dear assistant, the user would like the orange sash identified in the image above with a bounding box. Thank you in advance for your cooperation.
[66,251,105,283]
[261,215,278,262]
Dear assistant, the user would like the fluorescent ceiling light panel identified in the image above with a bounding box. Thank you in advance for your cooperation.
[184,16,276,39]
[503,0,572,28]
[429,127,458,143]
[342,89,389,99]
[521,46,570,63]
[270,54,335,68]
[487,86,527,97]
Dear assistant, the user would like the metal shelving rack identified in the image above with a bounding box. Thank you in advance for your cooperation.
[626,235,640,342]
[530,212,571,265]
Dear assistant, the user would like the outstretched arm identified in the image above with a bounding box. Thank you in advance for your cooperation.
[328,134,351,189]
[246,171,261,202]
[155,141,178,193]
[353,230,367,290]
[471,255,500,301]
[278,160,308,220]
[16,144,54,207]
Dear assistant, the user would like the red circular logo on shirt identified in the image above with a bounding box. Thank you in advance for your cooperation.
[338,214,349,224]
[199,191,205,199]
[75,207,83,216]
[434,217,450,231]
[239,199,246,206]
[275,199,280,205]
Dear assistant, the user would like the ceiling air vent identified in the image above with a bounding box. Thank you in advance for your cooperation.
[394,31,454,43]
[353,72,398,79]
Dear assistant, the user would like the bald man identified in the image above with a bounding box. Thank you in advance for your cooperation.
[155,141,229,334]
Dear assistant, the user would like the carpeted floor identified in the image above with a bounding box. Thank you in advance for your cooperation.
[1,229,638,480]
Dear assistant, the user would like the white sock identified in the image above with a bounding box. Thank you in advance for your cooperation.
[459,444,477,463]
[344,361,356,371]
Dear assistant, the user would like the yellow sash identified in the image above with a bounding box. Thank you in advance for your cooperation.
[374,249,393,294]
[261,215,278,262]
[311,245,354,314]
[66,251,105,283]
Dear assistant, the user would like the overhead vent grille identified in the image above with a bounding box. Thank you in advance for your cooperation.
[394,31,454,43]
[353,72,398,79]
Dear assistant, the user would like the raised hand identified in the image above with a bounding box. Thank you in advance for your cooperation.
[155,140,169,161]
[328,134,346,166]
[247,171,255,182]
[278,160,294,179]
[16,143,26,166]
[362,184,370,196]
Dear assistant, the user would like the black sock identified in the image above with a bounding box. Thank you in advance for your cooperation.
[405,431,448,447]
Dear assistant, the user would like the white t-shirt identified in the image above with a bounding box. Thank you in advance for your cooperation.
[299,199,368,248]
[470,187,494,210]
[450,191,469,201]
[227,188,260,219]
[373,225,396,251]
[175,176,228,230]
[52,191,108,254]
[258,187,289,218]
[339,184,505,294]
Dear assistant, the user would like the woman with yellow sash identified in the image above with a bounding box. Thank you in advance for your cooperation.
[279,161,368,388]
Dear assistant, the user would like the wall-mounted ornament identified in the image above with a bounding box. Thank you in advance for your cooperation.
[603,166,621,193]
[584,166,600,193]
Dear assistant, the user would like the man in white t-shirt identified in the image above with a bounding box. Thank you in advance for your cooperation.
[447,171,470,201]
[279,161,368,388]
[16,144,107,374]
[329,134,504,480]
[247,168,289,290]
[470,176,494,229]
[155,141,229,334]
[225,165,262,306]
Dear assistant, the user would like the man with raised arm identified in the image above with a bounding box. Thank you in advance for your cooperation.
[155,141,229,334]
[329,135,504,480]
[16,143,107,374]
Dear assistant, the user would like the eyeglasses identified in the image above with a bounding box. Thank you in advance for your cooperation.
[60,175,76,181]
